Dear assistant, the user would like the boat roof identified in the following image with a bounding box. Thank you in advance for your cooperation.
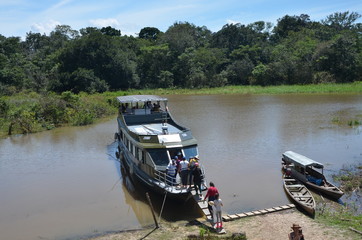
[283,151,324,168]
[116,95,168,103]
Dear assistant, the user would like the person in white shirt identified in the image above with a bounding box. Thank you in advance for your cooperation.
[213,193,223,230]
[179,157,189,188]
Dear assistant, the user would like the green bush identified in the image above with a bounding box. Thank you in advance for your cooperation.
[0,91,117,137]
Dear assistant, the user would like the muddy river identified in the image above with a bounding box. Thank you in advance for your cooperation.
[0,94,361,240]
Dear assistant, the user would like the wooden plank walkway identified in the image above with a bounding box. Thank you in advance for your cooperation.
[189,188,295,222]
[189,189,213,221]
[222,204,295,222]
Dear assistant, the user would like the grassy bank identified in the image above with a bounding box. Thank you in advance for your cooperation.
[0,91,117,138]
[314,163,362,237]
[1,82,362,138]
[106,82,362,96]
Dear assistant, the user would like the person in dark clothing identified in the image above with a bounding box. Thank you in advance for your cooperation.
[192,163,203,197]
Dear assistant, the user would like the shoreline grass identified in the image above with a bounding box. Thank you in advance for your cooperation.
[105,82,362,96]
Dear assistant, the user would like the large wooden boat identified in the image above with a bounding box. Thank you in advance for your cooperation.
[283,176,316,217]
[115,95,205,201]
[282,151,344,200]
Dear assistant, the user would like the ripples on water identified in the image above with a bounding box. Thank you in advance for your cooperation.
[0,94,361,239]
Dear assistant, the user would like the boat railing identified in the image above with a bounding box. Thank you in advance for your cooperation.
[154,169,177,187]
[153,165,208,190]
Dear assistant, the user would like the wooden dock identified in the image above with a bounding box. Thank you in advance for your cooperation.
[189,189,295,222]
[222,204,295,222]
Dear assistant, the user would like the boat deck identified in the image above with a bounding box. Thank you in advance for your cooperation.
[128,123,182,135]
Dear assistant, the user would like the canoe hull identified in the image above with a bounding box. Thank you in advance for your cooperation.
[283,177,316,217]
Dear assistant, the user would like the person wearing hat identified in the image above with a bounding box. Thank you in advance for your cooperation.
[213,193,224,230]
[204,182,219,222]
[288,223,304,240]
[188,156,199,188]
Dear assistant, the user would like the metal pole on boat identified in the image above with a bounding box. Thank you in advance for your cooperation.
[146,192,159,229]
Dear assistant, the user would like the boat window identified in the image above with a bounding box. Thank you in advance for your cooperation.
[183,146,198,159]
[148,149,169,166]
[137,148,145,163]
[168,148,182,159]
[134,146,138,157]
[132,145,136,156]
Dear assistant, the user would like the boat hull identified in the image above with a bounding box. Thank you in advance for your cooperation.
[303,181,344,200]
[283,177,316,217]
[118,146,192,202]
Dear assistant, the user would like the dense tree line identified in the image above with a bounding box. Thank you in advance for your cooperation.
[0,11,361,95]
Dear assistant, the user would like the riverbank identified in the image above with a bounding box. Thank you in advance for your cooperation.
[108,81,362,96]
[87,163,362,240]
[87,208,360,240]
[1,82,361,138]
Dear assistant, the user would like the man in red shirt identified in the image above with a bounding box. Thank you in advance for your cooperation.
[203,182,219,222]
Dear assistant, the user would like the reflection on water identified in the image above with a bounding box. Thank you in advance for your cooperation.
[0,94,361,240]
[119,162,202,225]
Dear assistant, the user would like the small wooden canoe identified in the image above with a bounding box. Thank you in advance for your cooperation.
[283,177,316,217]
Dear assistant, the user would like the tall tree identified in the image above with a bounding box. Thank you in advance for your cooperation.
[100,26,121,36]
[211,23,265,54]
[139,27,161,41]
[137,44,171,88]
[322,11,361,31]
[161,22,211,56]
[56,31,138,92]
[272,14,311,41]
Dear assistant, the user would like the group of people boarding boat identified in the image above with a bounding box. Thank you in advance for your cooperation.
[166,154,204,195]
[166,154,225,231]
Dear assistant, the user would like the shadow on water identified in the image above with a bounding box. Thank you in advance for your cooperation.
[119,162,203,222]
[107,141,202,223]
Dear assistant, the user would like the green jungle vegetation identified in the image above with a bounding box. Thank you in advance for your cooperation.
[1,12,361,94]
[1,11,362,137]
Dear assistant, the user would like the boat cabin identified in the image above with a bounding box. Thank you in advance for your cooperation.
[116,95,199,171]
[282,151,325,183]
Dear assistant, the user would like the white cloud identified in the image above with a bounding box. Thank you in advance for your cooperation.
[89,18,121,28]
[226,19,240,25]
[30,19,61,34]
[48,0,73,12]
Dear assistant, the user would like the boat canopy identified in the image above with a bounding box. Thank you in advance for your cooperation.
[117,95,168,104]
[283,151,324,169]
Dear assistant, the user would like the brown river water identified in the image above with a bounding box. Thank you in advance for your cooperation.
[0,94,361,240]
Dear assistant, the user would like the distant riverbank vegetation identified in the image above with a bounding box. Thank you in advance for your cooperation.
[0,91,117,137]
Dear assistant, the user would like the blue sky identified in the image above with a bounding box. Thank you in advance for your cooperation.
[1,0,361,38]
